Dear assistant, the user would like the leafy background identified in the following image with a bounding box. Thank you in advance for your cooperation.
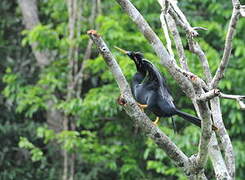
[0,0,244,179]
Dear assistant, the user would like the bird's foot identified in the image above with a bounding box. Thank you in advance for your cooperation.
[137,103,148,112]
[153,117,160,125]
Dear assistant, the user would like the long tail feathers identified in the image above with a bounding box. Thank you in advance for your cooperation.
[175,109,218,131]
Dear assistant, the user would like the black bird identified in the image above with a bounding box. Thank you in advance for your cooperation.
[115,46,149,110]
[115,47,217,130]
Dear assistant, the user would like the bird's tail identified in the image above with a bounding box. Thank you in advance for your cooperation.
[175,109,218,131]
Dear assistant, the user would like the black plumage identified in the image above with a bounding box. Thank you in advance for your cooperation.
[115,46,217,130]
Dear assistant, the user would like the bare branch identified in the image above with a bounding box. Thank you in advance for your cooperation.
[211,4,241,88]
[195,87,213,169]
[167,14,189,71]
[208,133,232,179]
[220,93,245,110]
[168,5,198,37]
[87,30,193,174]
[159,9,175,58]
[197,89,220,101]
[158,1,237,178]
[168,0,199,37]
[240,5,245,17]
[210,98,235,178]
[188,39,213,83]
[166,2,213,82]
[219,93,245,100]
[175,67,209,91]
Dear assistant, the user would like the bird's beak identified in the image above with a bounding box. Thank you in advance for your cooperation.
[114,46,128,54]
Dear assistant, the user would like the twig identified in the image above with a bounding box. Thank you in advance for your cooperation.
[158,0,235,177]
[188,39,213,83]
[211,4,241,88]
[220,93,245,110]
[162,14,175,59]
[197,89,220,101]
[158,0,175,59]
[240,5,245,17]
[167,3,213,82]
[87,30,192,173]
[166,14,189,71]
[167,0,198,37]
[168,5,198,37]
[209,2,242,174]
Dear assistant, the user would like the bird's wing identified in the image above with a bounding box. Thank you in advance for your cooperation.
[142,59,173,101]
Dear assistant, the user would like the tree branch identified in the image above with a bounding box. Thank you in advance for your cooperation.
[195,89,213,169]
[188,39,213,83]
[87,30,194,174]
[211,3,241,88]
[197,89,220,101]
[159,13,175,59]
[167,14,190,71]
[220,93,245,110]
[164,1,213,83]
[208,133,231,179]
[210,98,235,178]
[240,5,245,17]
[168,4,198,37]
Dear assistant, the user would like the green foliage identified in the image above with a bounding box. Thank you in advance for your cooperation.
[3,68,46,117]
[1,0,245,179]
[22,24,59,50]
[19,137,44,162]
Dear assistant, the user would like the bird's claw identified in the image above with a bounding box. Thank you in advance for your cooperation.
[137,103,148,112]
[153,117,160,125]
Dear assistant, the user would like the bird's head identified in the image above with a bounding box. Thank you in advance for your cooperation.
[114,46,144,68]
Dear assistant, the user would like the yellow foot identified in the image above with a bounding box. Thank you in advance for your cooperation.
[137,103,148,112]
[153,117,160,125]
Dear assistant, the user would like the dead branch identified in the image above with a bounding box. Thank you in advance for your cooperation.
[211,3,241,88]
[167,14,189,71]
[220,93,245,110]
[87,30,195,175]
[197,89,221,101]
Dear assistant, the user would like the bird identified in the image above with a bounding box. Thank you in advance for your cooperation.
[115,46,218,131]
[114,46,149,110]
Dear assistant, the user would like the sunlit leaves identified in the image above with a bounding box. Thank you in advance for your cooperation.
[19,137,44,162]
[22,24,59,50]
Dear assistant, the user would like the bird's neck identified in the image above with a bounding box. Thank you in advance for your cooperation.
[132,72,145,84]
